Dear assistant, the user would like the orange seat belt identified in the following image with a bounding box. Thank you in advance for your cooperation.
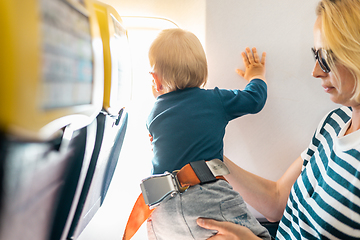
[122,193,154,240]
[122,161,227,240]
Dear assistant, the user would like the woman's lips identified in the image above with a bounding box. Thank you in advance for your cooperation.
[322,85,334,93]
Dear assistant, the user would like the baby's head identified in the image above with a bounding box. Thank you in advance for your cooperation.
[149,28,208,93]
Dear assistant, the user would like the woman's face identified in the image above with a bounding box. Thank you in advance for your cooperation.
[312,17,358,107]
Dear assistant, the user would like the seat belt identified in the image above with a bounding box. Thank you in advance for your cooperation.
[122,193,154,240]
[122,159,229,240]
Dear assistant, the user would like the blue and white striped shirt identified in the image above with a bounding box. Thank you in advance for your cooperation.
[277,107,360,239]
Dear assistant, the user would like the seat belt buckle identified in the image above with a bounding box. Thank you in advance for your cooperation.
[140,171,186,209]
[140,159,229,209]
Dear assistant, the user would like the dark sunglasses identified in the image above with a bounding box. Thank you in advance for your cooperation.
[312,47,331,73]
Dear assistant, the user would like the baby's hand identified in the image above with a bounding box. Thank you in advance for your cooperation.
[236,47,266,83]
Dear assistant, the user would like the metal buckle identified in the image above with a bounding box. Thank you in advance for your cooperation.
[190,159,229,183]
[172,170,189,193]
[140,159,228,209]
[140,171,184,209]
[206,159,230,177]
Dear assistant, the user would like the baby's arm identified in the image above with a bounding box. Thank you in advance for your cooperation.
[236,47,266,84]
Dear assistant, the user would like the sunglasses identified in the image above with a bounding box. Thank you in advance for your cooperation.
[312,47,332,73]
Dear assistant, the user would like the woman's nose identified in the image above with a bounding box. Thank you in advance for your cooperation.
[312,60,327,78]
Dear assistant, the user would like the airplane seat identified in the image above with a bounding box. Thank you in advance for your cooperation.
[49,1,131,238]
[101,110,128,203]
[0,130,6,223]
[64,111,107,240]
[48,126,90,240]
[0,125,87,240]
[66,109,128,240]
[0,0,106,239]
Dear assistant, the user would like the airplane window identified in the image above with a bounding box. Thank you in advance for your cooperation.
[118,16,179,239]
[119,16,179,176]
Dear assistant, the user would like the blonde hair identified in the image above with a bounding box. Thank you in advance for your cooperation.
[316,0,360,103]
[149,28,208,92]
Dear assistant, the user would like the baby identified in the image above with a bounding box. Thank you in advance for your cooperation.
[146,28,271,240]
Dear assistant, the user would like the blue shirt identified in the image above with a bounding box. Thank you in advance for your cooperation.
[147,79,267,174]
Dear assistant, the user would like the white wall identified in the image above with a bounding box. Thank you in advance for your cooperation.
[203,0,339,217]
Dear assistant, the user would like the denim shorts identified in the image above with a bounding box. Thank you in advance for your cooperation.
[147,179,271,240]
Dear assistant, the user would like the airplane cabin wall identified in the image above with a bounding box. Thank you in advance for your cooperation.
[205,0,338,184]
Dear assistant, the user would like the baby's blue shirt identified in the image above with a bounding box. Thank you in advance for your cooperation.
[147,79,267,174]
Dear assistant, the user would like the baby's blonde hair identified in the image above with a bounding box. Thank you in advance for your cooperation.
[149,28,208,92]
[317,0,360,103]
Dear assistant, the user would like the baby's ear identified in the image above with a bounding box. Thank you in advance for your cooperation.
[152,73,163,92]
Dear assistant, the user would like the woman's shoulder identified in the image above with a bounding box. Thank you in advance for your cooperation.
[324,106,352,123]
[328,106,352,119]
[308,106,352,142]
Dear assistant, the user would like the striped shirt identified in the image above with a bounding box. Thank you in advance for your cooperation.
[277,106,360,240]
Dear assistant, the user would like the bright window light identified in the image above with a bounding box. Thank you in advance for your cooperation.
[114,17,179,239]
[122,16,179,30]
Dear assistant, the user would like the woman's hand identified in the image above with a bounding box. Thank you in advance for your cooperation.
[197,218,261,240]
[236,47,266,83]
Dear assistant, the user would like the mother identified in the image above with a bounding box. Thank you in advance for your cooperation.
[198,0,360,239]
